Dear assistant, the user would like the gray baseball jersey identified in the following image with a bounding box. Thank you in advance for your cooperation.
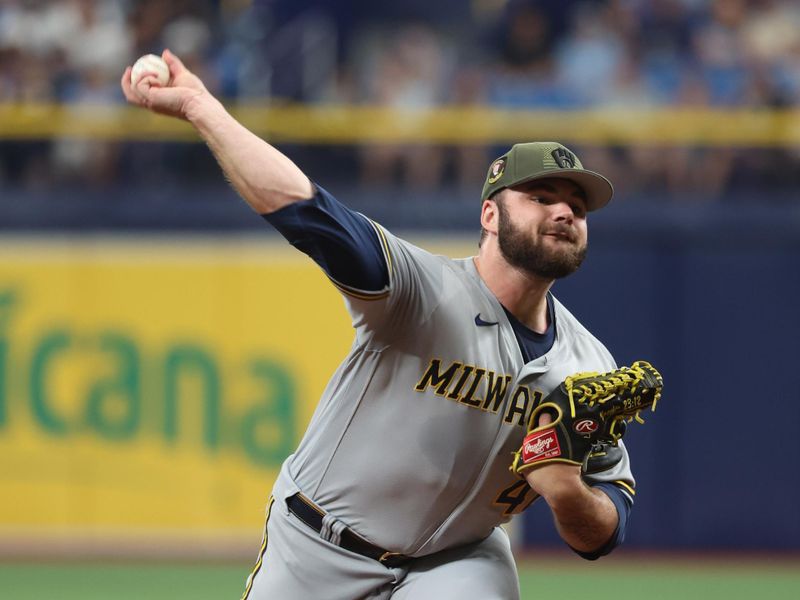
[282,222,634,557]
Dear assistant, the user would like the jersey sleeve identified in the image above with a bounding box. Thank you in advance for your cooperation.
[262,184,445,338]
[342,222,450,339]
[262,183,390,297]
[571,482,633,560]
[574,437,636,560]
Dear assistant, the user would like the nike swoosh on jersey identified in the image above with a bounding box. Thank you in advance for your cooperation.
[474,313,499,327]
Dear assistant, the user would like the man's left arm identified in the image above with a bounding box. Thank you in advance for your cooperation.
[513,358,664,559]
[524,463,631,558]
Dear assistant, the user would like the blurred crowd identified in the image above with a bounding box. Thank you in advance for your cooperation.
[2,0,800,202]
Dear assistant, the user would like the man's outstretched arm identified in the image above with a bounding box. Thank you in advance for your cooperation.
[121,49,313,214]
[121,49,389,295]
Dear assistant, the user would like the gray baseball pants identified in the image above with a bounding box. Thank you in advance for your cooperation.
[241,478,520,599]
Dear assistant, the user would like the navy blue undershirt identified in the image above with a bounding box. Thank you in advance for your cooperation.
[263,184,390,292]
[262,183,631,559]
[502,301,556,363]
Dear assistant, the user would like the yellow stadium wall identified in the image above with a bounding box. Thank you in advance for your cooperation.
[0,236,474,557]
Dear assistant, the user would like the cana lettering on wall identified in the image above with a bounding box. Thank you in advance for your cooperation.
[0,288,297,468]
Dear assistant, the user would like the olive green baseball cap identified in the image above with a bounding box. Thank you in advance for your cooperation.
[481,142,614,211]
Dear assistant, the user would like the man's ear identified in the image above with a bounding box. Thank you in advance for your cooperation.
[480,198,499,235]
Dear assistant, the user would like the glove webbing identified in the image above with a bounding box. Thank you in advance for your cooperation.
[564,361,660,439]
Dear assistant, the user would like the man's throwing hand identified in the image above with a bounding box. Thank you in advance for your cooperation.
[121,49,208,120]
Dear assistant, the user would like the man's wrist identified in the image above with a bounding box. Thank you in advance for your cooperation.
[185,92,227,129]
[527,469,619,553]
[525,463,584,506]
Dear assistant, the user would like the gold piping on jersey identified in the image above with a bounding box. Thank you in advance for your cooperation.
[328,275,391,301]
[368,219,393,279]
[614,480,636,496]
[241,496,275,600]
[324,218,393,301]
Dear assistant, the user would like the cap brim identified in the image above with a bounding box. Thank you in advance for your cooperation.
[511,169,614,212]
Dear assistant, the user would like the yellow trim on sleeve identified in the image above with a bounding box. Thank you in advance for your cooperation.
[321,218,392,301]
[329,278,391,301]
[369,220,393,279]
[614,480,636,496]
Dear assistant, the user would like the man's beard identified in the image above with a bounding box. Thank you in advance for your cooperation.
[496,202,587,280]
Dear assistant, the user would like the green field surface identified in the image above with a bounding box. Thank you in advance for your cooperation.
[0,557,798,599]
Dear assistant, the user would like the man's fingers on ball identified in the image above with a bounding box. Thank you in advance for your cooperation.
[162,49,185,75]
[138,73,165,88]
[121,67,144,104]
[120,68,131,93]
[131,54,171,87]
[121,65,154,103]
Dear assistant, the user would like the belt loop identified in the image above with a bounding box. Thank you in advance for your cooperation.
[286,493,412,568]
[320,512,347,547]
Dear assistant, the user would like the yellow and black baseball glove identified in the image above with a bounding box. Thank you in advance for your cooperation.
[511,361,663,475]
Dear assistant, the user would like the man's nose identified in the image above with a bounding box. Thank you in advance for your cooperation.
[552,201,575,223]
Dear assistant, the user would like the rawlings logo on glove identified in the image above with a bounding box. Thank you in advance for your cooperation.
[511,360,663,475]
[522,430,561,462]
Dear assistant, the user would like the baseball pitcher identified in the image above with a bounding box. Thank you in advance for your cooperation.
[122,50,662,600]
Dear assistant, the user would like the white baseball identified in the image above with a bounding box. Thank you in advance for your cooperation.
[130,54,170,87]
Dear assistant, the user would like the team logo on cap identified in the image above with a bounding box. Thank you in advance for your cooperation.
[487,157,506,183]
[552,148,577,169]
